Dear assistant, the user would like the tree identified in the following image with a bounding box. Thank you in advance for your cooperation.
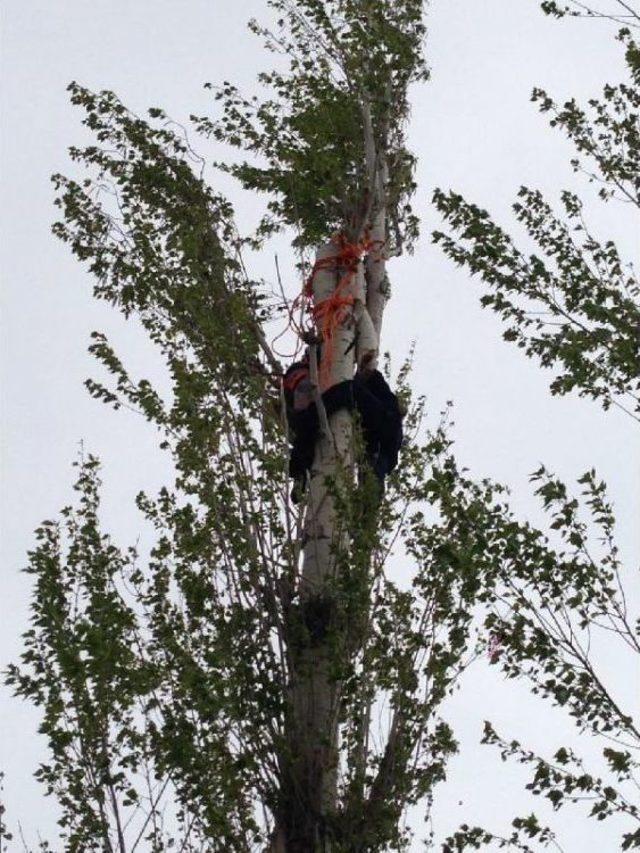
[8,3,485,851]
[432,2,640,849]
[201,6,427,844]
[8,1,639,851]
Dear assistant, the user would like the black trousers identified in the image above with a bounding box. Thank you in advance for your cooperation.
[288,372,402,496]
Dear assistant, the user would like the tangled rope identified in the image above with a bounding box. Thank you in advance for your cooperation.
[292,232,380,388]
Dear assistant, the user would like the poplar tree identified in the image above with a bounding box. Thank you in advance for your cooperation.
[9,2,639,851]
[8,3,481,851]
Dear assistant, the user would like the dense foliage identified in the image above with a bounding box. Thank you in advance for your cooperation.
[6,4,488,850]
[6,1,639,850]
[197,0,427,251]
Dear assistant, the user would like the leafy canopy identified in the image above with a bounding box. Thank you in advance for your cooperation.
[196,0,428,249]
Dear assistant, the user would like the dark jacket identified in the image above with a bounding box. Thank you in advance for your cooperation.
[284,362,403,497]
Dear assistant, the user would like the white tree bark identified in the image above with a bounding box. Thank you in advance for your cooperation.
[365,159,389,344]
[353,261,378,370]
[279,70,395,853]
[294,240,352,817]
[284,239,379,848]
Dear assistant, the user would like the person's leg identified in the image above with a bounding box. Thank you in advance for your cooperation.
[288,405,320,502]
[356,371,404,475]
[353,374,385,461]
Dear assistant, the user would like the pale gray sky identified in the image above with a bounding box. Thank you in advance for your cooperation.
[1,1,638,850]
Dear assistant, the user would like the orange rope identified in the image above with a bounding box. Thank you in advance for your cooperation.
[312,290,356,389]
[291,233,374,388]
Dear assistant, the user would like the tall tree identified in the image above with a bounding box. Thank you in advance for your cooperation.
[200,5,427,844]
[10,2,639,851]
[8,3,484,851]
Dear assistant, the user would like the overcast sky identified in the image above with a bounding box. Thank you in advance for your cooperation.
[1,1,638,850]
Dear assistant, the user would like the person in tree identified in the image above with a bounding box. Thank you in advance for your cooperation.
[283,350,404,503]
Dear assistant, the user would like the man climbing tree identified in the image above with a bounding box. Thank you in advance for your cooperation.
[283,351,403,504]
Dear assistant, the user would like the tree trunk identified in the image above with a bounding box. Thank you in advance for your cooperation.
[365,160,389,344]
[279,241,361,850]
